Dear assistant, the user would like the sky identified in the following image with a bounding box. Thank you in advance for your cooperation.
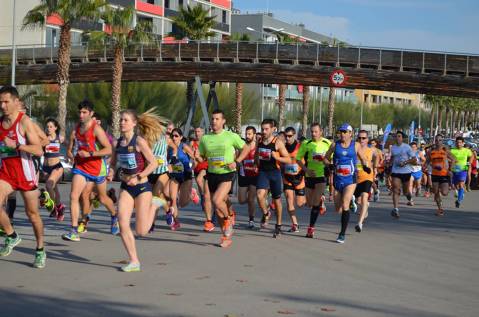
[233,0,479,54]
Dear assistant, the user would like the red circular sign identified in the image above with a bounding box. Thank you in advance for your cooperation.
[329,70,347,87]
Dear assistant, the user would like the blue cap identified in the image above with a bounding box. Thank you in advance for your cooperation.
[339,123,353,132]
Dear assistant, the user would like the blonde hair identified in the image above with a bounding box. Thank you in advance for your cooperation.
[121,107,167,147]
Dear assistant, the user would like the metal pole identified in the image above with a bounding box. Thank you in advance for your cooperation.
[261,84,264,122]
[319,87,323,126]
[312,86,317,123]
[360,102,364,128]
[11,0,17,86]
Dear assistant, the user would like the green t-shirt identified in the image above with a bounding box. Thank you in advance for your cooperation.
[296,138,332,177]
[199,130,245,174]
[451,147,472,172]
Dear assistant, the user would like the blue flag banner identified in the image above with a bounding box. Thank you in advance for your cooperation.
[409,121,415,143]
[382,123,392,149]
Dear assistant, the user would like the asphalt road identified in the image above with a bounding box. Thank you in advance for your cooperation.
[1,182,478,317]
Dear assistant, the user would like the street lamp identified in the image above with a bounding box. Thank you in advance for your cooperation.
[11,0,17,86]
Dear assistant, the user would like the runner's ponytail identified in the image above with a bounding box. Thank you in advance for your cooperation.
[121,108,167,147]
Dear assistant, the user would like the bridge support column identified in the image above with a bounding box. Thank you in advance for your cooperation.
[183,76,219,134]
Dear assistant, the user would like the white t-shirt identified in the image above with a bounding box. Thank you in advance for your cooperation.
[391,143,414,174]
[410,150,422,173]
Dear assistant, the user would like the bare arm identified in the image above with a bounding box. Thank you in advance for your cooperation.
[323,143,336,165]
[90,125,112,157]
[9,116,44,156]
[235,143,251,163]
[273,140,292,164]
[136,137,158,179]
[66,131,75,161]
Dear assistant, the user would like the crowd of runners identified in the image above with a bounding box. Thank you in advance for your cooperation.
[0,85,477,271]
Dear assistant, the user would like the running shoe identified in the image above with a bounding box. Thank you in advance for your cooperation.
[222,219,233,238]
[355,223,363,233]
[0,228,5,237]
[107,188,117,204]
[455,200,460,208]
[111,216,120,235]
[121,262,141,272]
[260,211,271,229]
[62,230,80,242]
[328,193,333,202]
[424,191,430,198]
[373,190,380,202]
[0,235,22,256]
[152,196,167,208]
[336,234,345,244]
[39,189,47,208]
[33,249,46,269]
[171,220,181,231]
[305,226,315,238]
[77,221,88,234]
[407,200,414,206]
[191,188,200,205]
[435,208,444,217]
[247,220,255,230]
[273,225,283,238]
[269,201,276,211]
[319,196,327,215]
[149,222,156,233]
[350,198,358,214]
[219,236,232,248]
[466,185,471,192]
[56,203,65,222]
[230,210,236,227]
[43,192,55,213]
[288,224,299,233]
[391,208,400,219]
[165,208,174,226]
[454,190,458,198]
[203,221,215,232]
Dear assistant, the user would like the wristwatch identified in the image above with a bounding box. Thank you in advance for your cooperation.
[89,151,94,157]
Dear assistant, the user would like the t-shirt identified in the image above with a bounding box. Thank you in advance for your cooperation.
[199,130,245,175]
[296,138,332,177]
[391,143,414,174]
[451,147,472,172]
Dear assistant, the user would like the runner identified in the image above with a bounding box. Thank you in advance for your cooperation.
[41,118,66,220]
[255,119,291,238]
[451,137,472,208]
[191,126,214,231]
[0,85,46,268]
[324,123,370,243]
[354,130,377,233]
[296,123,331,238]
[237,126,259,229]
[370,138,384,202]
[282,127,305,233]
[409,141,426,197]
[389,131,416,218]
[427,134,456,216]
[165,128,195,230]
[62,100,118,241]
[196,110,247,247]
[108,109,160,272]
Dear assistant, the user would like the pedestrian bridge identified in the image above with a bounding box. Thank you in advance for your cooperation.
[0,41,478,98]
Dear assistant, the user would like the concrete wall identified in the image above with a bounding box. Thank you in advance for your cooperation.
[0,0,45,47]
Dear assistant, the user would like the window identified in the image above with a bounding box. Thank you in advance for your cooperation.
[46,27,58,47]
[222,10,227,23]
[165,0,170,8]
[364,94,369,103]
[179,0,183,7]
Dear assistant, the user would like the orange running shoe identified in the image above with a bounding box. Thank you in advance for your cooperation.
[319,196,327,216]
[435,208,444,217]
[191,188,200,205]
[230,210,236,227]
[203,221,215,232]
[222,219,233,238]
[219,236,232,248]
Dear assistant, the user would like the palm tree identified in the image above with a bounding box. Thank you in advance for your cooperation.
[301,85,310,137]
[22,0,105,134]
[171,4,216,120]
[278,84,286,130]
[234,83,243,133]
[327,38,347,135]
[88,5,154,136]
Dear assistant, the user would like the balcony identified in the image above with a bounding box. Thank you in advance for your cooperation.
[212,22,229,33]
[136,1,164,16]
[71,19,103,31]
[108,0,135,7]
[164,8,179,18]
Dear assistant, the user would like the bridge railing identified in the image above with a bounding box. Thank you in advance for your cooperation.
[1,41,478,77]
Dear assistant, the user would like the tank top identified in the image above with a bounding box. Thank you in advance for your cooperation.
[116,134,145,175]
[430,148,449,176]
[44,134,62,159]
[283,141,302,176]
[192,140,208,173]
[168,143,191,175]
[0,112,36,185]
[74,121,103,176]
[152,135,168,174]
[240,143,258,177]
[258,137,279,171]
[333,140,357,178]
[411,150,422,173]
[357,147,373,183]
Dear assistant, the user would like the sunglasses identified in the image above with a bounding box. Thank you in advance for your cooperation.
[339,130,349,134]
[358,137,368,140]
[285,134,295,138]
[172,134,181,138]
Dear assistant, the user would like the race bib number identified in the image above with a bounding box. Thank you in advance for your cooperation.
[284,163,299,175]
[156,154,167,166]
[172,162,184,173]
[243,159,255,171]
[258,148,272,160]
[209,156,226,168]
[453,165,463,172]
[45,142,60,153]
[336,164,352,176]
[0,142,18,159]
[118,153,137,171]
[312,151,325,161]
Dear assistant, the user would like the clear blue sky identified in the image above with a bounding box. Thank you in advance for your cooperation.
[234,0,478,53]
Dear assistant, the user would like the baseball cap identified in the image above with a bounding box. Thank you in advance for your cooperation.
[339,123,353,132]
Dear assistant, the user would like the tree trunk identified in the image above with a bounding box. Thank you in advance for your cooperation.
[278,84,286,130]
[186,79,194,110]
[328,87,336,135]
[445,107,450,137]
[437,105,443,133]
[451,110,456,137]
[429,104,435,137]
[301,85,310,138]
[56,25,72,135]
[111,46,124,138]
[234,82,243,134]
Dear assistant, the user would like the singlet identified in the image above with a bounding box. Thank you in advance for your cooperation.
[333,140,357,178]
[430,147,449,176]
[116,134,145,175]
[0,112,37,185]
[411,150,422,173]
[44,134,62,159]
[450,147,472,172]
[168,143,191,175]
[391,143,414,174]
[199,130,245,175]
[192,140,208,173]
[74,121,104,176]
[283,141,302,176]
[239,143,258,177]
[258,137,279,171]
[356,147,373,183]
[152,135,168,174]
[296,137,331,178]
